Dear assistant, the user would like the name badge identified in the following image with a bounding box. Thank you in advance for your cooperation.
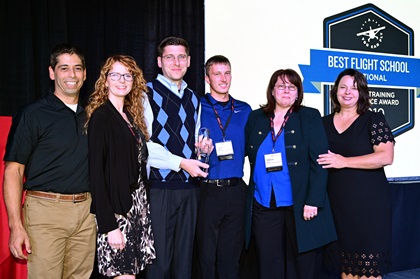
[264,152,283,172]
[215,140,234,160]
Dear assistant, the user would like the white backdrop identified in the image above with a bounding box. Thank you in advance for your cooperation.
[205,0,420,179]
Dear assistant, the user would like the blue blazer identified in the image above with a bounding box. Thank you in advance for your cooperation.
[245,107,337,253]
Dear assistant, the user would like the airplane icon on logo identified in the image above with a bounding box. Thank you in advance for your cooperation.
[357,26,386,42]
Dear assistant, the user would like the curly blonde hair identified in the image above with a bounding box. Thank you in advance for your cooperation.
[84,54,149,140]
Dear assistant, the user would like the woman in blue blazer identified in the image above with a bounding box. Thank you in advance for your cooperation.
[245,69,336,279]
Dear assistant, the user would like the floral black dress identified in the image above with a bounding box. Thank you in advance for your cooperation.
[97,125,156,277]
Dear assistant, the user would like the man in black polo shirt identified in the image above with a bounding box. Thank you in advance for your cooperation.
[3,43,96,278]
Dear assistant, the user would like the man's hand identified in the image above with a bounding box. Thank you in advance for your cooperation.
[4,161,29,260]
[9,226,31,260]
[180,159,209,178]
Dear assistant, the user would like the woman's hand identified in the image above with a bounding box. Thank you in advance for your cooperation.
[107,228,125,251]
[318,142,394,170]
[303,205,318,221]
[317,150,347,169]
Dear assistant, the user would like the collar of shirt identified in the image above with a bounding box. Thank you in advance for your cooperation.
[48,93,84,114]
[157,74,188,98]
[205,93,232,108]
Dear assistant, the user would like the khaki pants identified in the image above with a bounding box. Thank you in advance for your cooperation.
[24,194,96,279]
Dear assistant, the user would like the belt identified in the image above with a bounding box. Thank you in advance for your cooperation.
[26,190,88,203]
[203,178,240,187]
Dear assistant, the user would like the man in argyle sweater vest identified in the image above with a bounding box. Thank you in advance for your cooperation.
[147,79,200,188]
[144,37,209,279]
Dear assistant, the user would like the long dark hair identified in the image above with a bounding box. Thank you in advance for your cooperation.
[329,68,370,114]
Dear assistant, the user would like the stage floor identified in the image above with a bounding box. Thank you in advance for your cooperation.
[386,268,420,279]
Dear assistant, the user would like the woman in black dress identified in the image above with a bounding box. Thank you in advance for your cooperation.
[318,68,395,279]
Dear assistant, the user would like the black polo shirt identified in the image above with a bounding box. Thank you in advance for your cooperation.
[4,93,89,194]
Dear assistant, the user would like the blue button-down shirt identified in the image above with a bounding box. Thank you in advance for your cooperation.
[253,131,293,207]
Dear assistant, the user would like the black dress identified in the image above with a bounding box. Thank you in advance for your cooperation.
[323,110,394,277]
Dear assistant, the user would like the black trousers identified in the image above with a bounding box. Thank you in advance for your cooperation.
[196,179,247,279]
[252,201,316,279]
[146,187,200,279]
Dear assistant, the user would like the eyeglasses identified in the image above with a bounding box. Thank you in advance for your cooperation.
[161,54,188,62]
[274,84,298,91]
[108,72,134,82]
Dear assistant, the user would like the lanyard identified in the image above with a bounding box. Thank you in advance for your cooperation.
[270,107,293,151]
[205,95,234,140]
[127,123,141,144]
[123,111,141,144]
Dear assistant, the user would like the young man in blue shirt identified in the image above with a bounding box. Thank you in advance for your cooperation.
[196,55,252,279]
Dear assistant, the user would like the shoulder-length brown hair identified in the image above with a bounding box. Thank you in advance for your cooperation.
[84,54,149,140]
[329,68,370,114]
[261,69,303,115]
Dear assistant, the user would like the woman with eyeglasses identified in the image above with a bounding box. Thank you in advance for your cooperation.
[244,68,337,279]
[85,55,155,278]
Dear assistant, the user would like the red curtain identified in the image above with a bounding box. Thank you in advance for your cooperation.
[0,116,27,279]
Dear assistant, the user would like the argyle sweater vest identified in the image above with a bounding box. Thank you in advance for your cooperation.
[147,80,200,189]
